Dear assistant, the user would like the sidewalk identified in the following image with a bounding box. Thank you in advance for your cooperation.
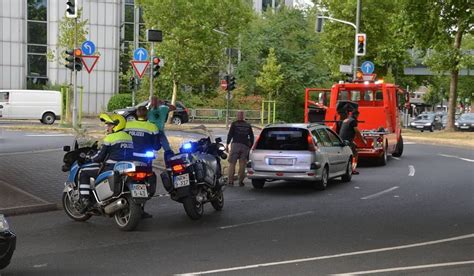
[0,180,57,216]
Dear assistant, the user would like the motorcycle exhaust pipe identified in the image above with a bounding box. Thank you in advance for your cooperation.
[104,198,127,215]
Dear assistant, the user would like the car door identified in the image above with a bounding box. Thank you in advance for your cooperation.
[315,128,338,174]
[324,128,347,173]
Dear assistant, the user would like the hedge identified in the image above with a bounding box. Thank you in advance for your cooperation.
[107,94,133,111]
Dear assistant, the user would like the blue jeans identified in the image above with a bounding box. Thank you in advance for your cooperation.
[158,130,171,152]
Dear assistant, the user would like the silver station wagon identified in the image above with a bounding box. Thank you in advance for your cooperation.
[247,124,353,190]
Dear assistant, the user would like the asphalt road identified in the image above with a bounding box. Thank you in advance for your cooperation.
[2,142,473,275]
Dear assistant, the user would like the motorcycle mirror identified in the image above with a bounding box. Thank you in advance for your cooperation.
[215,137,222,143]
[63,145,71,152]
[74,140,79,150]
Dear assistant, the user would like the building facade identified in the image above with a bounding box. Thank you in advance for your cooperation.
[0,0,139,115]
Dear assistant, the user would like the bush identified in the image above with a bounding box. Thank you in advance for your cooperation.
[107,94,132,111]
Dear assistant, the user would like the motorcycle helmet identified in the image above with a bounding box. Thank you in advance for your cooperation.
[99,113,126,133]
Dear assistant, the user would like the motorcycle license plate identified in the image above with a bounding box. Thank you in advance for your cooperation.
[174,174,190,188]
[131,184,148,198]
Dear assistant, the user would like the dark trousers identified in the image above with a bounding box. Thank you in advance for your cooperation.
[78,165,101,200]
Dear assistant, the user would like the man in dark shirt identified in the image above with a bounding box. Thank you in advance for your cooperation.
[339,110,365,175]
[226,111,254,186]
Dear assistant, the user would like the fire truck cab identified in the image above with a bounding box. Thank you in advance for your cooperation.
[304,81,408,165]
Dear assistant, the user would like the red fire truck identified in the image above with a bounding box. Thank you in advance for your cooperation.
[304,80,409,165]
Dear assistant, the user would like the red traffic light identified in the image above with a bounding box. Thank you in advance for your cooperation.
[153,57,160,64]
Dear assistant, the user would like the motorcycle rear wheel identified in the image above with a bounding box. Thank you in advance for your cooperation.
[183,196,204,220]
[62,192,92,222]
[114,196,142,231]
[211,190,224,211]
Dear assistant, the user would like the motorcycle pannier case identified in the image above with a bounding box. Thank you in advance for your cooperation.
[95,171,121,201]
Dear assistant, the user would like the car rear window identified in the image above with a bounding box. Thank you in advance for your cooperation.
[256,127,309,150]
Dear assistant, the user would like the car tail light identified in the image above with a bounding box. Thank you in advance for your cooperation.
[308,134,317,152]
[127,172,153,181]
[172,164,186,174]
[252,135,260,150]
[185,108,189,114]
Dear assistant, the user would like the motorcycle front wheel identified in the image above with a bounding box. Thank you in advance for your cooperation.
[183,196,204,220]
[62,192,92,222]
[114,196,142,231]
[211,190,224,211]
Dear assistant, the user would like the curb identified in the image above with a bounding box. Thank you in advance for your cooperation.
[1,203,59,217]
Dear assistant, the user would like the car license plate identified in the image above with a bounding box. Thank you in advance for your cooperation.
[174,173,190,188]
[416,125,424,129]
[460,125,469,129]
[131,184,148,198]
[269,158,293,165]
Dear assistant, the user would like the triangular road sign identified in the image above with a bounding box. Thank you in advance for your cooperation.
[131,61,150,79]
[81,56,99,73]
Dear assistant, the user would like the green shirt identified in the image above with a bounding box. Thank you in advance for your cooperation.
[148,105,169,131]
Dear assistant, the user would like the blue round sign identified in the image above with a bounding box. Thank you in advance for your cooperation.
[133,48,148,61]
[361,61,375,74]
[81,41,96,56]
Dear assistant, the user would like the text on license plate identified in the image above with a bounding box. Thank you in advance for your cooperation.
[269,158,294,165]
[131,184,148,198]
[174,173,190,188]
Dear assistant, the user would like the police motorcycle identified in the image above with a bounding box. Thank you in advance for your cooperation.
[61,141,156,231]
[161,137,227,220]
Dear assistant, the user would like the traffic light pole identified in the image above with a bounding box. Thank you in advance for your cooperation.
[72,17,78,129]
[354,0,361,80]
[226,53,231,130]
[149,42,154,99]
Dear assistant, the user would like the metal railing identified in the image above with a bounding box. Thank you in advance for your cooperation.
[189,108,261,122]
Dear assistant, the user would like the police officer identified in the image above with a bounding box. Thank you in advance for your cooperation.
[124,106,160,218]
[339,110,366,175]
[79,114,134,212]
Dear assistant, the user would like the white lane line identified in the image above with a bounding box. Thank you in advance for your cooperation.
[360,186,399,200]
[439,154,474,163]
[25,134,73,137]
[219,211,313,230]
[333,260,474,275]
[391,157,401,160]
[176,233,474,275]
[0,180,49,204]
[408,165,415,176]
[226,198,256,202]
[404,142,417,145]
[0,148,62,156]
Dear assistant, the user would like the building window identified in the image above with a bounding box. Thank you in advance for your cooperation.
[27,0,48,88]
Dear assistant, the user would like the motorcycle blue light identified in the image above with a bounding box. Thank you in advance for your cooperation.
[145,151,155,158]
[183,142,192,150]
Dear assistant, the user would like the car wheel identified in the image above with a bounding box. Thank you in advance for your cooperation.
[378,148,388,166]
[251,179,265,189]
[341,159,352,183]
[429,126,434,132]
[172,116,182,125]
[315,166,328,190]
[41,112,55,125]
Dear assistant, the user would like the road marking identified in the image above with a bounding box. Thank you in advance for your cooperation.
[408,165,415,176]
[0,180,49,204]
[391,157,400,160]
[226,198,256,202]
[332,260,474,275]
[177,233,474,275]
[404,142,416,145]
[25,134,73,137]
[361,186,399,200]
[219,211,314,230]
[439,154,474,163]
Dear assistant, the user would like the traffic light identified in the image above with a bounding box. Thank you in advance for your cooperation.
[129,76,136,91]
[356,33,366,56]
[152,57,160,78]
[66,0,78,19]
[315,16,323,33]
[227,75,236,91]
[65,49,82,71]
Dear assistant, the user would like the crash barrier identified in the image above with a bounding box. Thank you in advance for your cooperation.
[261,100,276,125]
[189,109,261,122]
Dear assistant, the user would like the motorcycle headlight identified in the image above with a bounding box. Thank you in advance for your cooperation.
[424,123,432,126]
[0,215,10,231]
[145,151,155,158]
[182,142,192,150]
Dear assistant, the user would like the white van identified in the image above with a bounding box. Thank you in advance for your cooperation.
[0,90,61,124]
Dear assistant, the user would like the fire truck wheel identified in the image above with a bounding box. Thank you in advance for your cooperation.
[392,136,403,157]
[378,148,387,166]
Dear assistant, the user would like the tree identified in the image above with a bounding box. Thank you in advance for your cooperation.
[137,0,253,122]
[256,48,284,99]
[400,0,473,130]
